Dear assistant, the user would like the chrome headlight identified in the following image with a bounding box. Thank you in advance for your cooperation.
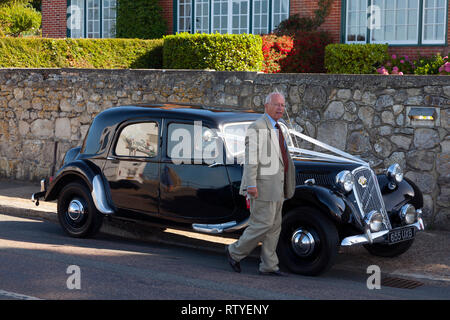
[400,204,417,225]
[365,210,384,232]
[386,163,403,183]
[336,170,354,193]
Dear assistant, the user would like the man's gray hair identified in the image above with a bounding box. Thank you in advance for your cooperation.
[264,90,284,105]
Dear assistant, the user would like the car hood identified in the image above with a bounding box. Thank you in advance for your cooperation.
[292,155,363,187]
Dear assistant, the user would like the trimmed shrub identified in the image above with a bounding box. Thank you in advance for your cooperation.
[116,0,166,39]
[280,31,332,73]
[163,33,263,71]
[325,44,389,74]
[0,37,163,68]
[261,34,294,73]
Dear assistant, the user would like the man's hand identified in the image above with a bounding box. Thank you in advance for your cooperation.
[247,186,258,199]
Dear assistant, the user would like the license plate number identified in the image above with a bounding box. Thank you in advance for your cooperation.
[388,227,415,244]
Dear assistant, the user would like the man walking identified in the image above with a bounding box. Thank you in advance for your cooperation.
[226,91,296,276]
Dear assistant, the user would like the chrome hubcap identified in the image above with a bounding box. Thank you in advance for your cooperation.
[67,199,85,222]
[291,228,316,257]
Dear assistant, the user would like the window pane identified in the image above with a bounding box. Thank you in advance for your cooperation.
[195,0,209,33]
[272,0,289,30]
[103,0,116,38]
[115,123,159,158]
[69,0,84,38]
[178,0,192,32]
[168,123,219,161]
[367,0,419,43]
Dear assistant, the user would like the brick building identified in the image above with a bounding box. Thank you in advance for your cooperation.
[43,0,449,58]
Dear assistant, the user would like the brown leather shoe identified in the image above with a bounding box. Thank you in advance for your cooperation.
[258,270,287,276]
[225,246,241,273]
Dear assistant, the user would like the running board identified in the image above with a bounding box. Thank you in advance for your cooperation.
[192,218,249,234]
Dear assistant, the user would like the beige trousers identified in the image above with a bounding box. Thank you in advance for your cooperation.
[228,198,283,272]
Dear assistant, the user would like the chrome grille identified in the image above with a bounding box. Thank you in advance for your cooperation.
[352,167,391,230]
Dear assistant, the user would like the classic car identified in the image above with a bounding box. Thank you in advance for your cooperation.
[32,104,425,276]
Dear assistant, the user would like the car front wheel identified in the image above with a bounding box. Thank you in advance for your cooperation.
[57,181,103,238]
[277,206,339,276]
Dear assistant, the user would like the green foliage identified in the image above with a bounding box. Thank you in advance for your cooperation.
[0,37,163,68]
[116,0,166,39]
[324,43,389,74]
[163,33,263,71]
[413,53,447,75]
[0,1,41,37]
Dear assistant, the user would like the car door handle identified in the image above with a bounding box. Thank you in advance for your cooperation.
[107,156,119,163]
[208,162,223,168]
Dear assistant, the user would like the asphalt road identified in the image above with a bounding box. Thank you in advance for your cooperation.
[0,213,449,302]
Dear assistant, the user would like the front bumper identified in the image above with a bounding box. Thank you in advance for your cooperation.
[341,217,425,247]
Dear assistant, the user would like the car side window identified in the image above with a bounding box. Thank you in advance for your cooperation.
[167,122,219,162]
[115,122,159,158]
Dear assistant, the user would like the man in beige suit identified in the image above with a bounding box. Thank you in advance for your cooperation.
[226,92,296,276]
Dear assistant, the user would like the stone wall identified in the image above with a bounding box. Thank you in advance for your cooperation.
[0,69,448,230]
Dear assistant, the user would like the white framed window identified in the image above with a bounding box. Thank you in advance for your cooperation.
[422,0,448,44]
[212,0,230,34]
[68,0,85,38]
[231,0,249,34]
[87,0,101,38]
[102,0,116,38]
[346,0,368,43]
[370,0,419,45]
[212,0,250,34]
[195,0,210,33]
[179,0,288,34]
[253,0,269,34]
[272,0,289,30]
[179,0,192,32]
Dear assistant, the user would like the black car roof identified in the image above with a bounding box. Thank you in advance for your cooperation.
[82,103,262,155]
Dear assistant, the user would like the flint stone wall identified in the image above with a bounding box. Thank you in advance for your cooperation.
[0,69,448,230]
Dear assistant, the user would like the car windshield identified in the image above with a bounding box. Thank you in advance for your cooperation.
[221,121,295,158]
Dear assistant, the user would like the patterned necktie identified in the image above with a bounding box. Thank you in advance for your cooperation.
[275,123,289,174]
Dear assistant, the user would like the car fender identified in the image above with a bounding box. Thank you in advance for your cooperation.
[284,185,347,223]
[45,160,115,215]
[377,174,423,212]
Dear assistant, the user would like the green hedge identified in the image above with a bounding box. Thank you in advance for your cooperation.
[324,43,389,74]
[0,37,164,68]
[163,33,263,71]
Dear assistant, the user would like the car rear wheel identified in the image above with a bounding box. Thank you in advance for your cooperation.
[363,239,415,258]
[57,182,103,238]
[277,206,339,276]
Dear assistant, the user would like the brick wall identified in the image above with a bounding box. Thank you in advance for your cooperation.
[42,0,67,38]
[159,0,174,35]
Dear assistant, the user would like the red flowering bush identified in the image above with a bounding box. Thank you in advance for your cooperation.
[280,31,332,73]
[261,34,294,73]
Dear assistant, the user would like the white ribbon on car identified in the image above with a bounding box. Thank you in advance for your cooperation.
[287,128,369,166]
[217,122,369,167]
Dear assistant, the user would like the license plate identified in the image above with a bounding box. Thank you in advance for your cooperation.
[388,227,415,244]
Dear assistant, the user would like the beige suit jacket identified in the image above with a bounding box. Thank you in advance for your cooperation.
[239,114,296,201]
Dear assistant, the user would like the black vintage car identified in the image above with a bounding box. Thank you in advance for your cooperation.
[32,104,425,276]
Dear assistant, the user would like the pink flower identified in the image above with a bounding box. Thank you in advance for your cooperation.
[398,72,403,75]
[445,62,450,72]
[404,55,409,61]
[392,54,397,59]
[400,60,404,64]
[393,66,399,72]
